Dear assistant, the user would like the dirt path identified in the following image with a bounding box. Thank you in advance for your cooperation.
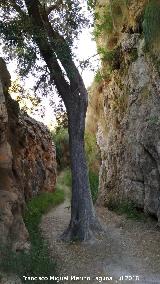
[41,185,160,284]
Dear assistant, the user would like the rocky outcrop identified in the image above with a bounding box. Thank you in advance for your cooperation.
[88,0,160,224]
[0,58,56,251]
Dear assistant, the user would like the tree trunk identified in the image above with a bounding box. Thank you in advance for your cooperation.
[61,93,102,241]
[23,0,102,242]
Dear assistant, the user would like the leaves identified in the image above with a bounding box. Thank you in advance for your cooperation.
[0,0,92,98]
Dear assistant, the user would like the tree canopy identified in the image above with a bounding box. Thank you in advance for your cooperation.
[0,0,91,97]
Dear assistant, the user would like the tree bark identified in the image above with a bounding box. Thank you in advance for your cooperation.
[61,93,102,241]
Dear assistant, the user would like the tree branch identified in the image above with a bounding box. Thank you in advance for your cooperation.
[24,0,71,106]
[41,8,88,97]
[9,0,27,17]
[46,0,63,15]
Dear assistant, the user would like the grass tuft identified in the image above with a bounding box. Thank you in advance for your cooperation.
[107,200,145,220]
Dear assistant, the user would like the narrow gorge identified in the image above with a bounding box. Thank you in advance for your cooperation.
[0,0,160,283]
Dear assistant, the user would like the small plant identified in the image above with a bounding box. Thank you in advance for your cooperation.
[98,47,113,61]
[130,48,138,62]
[107,200,145,220]
[147,115,160,125]
[95,70,103,83]
[89,171,99,204]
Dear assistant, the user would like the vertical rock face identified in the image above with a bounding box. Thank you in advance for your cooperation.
[0,58,56,250]
[88,0,160,223]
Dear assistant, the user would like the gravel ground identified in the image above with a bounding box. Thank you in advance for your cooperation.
[41,193,160,284]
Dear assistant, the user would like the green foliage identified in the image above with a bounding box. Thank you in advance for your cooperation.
[143,0,160,50]
[89,171,99,204]
[94,70,103,83]
[52,128,69,169]
[93,4,113,38]
[123,0,131,5]
[130,48,138,62]
[0,190,64,283]
[147,115,160,125]
[52,109,70,170]
[93,0,129,39]
[55,110,68,131]
[107,200,145,220]
[24,191,65,232]
[98,47,116,64]
[57,168,72,188]
[97,47,121,78]
[0,0,90,97]
[85,132,100,203]
[87,0,97,10]
[85,132,99,166]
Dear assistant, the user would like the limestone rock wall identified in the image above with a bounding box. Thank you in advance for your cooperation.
[0,58,56,250]
[88,0,160,224]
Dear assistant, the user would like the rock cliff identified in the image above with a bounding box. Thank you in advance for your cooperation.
[87,0,160,223]
[0,58,56,251]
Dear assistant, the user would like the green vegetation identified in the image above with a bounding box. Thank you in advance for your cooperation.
[56,167,99,204]
[98,47,121,72]
[95,70,104,83]
[98,47,115,62]
[107,200,145,220]
[85,132,100,168]
[93,4,113,38]
[130,48,138,62]
[143,0,160,51]
[94,69,112,83]
[0,190,64,284]
[57,168,72,188]
[124,0,132,6]
[87,0,97,9]
[52,127,69,170]
[93,0,128,40]
[85,132,100,203]
[89,171,99,204]
[147,115,160,125]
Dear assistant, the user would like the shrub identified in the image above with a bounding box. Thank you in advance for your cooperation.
[89,171,99,204]
[85,132,99,167]
[94,70,103,83]
[52,128,70,170]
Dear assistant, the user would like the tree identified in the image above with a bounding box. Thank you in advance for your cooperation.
[0,0,102,241]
